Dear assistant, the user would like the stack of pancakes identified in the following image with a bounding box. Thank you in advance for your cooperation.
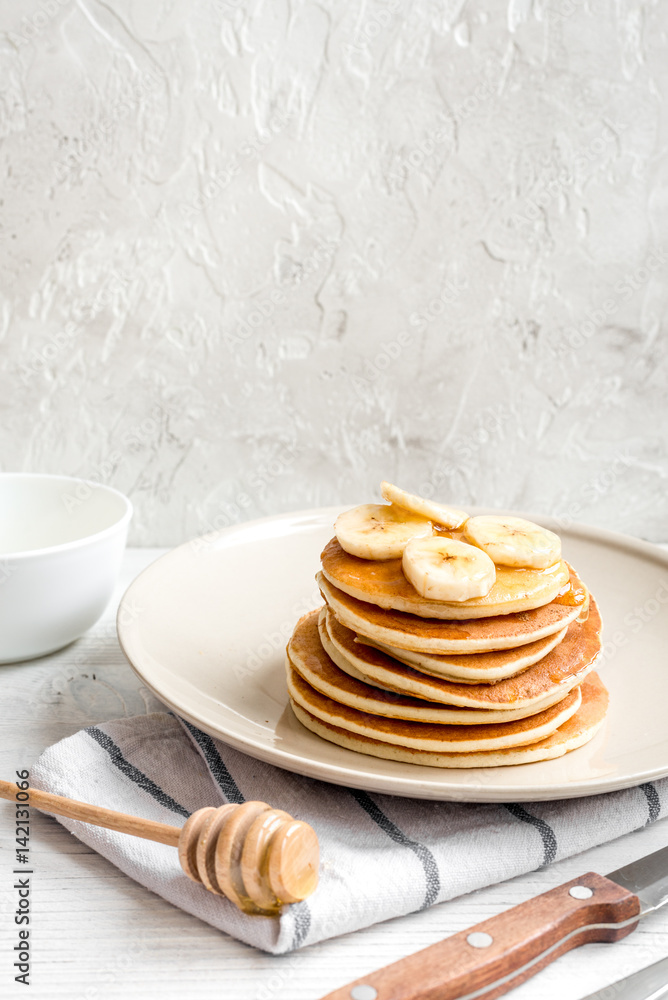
[286,497,608,769]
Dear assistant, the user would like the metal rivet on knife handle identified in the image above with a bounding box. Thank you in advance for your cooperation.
[318,872,640,1000]
[569,885,594,899]
[467,932,494,948]
[350,987,378,1000]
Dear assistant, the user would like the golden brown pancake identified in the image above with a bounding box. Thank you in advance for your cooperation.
[320,538,572,619]
[319,569,589,654]
[288,610,571,724]
[321,600,601,710]
[290,672,608,768]
[321,609,568,713]
[360,627,568,682]
[287,658,582,752]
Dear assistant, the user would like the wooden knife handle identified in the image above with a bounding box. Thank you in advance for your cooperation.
[321,872,640,1000]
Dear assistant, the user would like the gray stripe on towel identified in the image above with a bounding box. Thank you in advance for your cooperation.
[350,790,440,909]
[86,727,189,817]
[180,720,245,804]
[640,783,661,824]
[289,901,312,950]
[180,719,313,946]
[505,804,557,868]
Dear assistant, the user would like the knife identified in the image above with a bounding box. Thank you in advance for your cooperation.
[320,844,668,1000]
[579,954,668,1000]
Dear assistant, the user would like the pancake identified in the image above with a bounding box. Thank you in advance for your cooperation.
[288,610,571,725]
[318,570,589,654]
[321,538,573,619]
[360,627,568,682]
[287,659,582,752]
[322,609,570,713]
[322,599,602,710]
[290,672,608,768]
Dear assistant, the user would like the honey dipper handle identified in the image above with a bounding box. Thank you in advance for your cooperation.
[0,779,182,847]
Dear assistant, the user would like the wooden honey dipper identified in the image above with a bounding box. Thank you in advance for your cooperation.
[0,780,319,915]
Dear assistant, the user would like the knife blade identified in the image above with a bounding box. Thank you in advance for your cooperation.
[607,844,668,915]
[579,954,668,1000]
[320,845,668,1000]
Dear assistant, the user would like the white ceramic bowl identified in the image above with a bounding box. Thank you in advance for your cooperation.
[0,473,132,663]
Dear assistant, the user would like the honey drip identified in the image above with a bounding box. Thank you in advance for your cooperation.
[554,581,587,607]
[433,525,459,539]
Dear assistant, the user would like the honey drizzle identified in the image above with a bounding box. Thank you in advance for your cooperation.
[554,581,587,607]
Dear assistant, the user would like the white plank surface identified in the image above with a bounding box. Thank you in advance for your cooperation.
[1,548,667,1000]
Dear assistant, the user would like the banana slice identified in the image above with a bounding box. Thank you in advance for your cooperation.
[402,536,496,602]
[335,504,432,560]
[380,481,468,529]
[463,515,561,569]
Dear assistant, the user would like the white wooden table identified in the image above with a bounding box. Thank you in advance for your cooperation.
[1,548,667,1000]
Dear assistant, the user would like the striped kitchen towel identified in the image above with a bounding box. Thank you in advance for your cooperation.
[31,712,667,955]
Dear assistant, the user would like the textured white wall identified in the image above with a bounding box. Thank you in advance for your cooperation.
[1,0,667,545]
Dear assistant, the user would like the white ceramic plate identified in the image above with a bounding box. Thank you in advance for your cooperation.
[117,507,668,802]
